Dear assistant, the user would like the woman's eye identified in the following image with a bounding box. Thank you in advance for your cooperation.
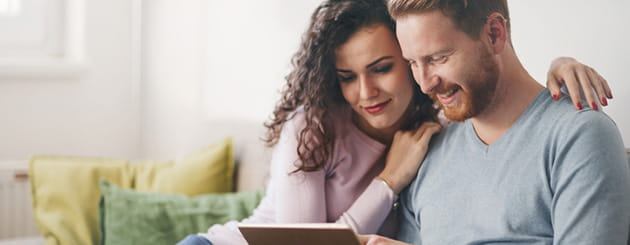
[373,64,393,73]
[338,74,355,82]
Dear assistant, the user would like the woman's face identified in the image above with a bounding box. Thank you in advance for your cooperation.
[335,24,415,134]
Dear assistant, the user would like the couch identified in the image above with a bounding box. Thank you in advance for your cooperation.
[2,128,629,245]
[0,121,273,245]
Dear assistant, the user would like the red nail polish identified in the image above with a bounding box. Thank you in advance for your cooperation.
[576,102,583,110]
[601,98,608,106]
[591,102,598,110]
[552,94,559,101]
[608,92,613,99]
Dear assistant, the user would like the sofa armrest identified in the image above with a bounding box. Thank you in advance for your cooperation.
[0,236,44,245]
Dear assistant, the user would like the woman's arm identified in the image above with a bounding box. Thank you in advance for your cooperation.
[272,113,329,223]
[546,57,612,110]
[272,113,394,234]
[275,116,441,235]
[334,122,442,234]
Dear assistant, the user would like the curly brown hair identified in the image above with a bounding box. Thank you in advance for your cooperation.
[265,0,438,172]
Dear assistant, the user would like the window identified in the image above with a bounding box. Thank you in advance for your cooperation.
[0,0,22,16]
[0,0,85,79]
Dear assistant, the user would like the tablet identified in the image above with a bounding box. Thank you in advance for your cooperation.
[238,223,361,245]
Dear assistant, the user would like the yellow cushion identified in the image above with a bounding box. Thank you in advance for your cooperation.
[29,157,133,245]
[29,138,234,245]
[134,140,234,196]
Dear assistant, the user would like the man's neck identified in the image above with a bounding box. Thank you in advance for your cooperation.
[470,56,544,145]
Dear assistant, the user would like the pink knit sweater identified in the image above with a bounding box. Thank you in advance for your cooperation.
[200,106,397,245]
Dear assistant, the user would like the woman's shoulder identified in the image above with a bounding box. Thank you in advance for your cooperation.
[280,106,307,137]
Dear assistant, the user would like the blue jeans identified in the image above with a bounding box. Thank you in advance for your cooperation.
[176,235,213,245]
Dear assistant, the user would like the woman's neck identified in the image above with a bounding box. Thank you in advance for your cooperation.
[352,103,413,145]
[354,115,397,145]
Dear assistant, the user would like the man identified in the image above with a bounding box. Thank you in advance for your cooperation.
[360,0,630,244]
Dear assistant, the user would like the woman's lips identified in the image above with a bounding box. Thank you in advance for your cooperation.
[364,99,391,114]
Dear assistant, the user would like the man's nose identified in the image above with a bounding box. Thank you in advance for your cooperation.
[420,75,441,94]
[412,65,439,94]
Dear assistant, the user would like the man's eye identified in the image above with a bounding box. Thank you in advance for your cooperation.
[432,55,447,62]
[429,52,452,64]
[373,64,393,73]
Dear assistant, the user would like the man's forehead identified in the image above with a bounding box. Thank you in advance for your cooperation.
[396,11,467,57]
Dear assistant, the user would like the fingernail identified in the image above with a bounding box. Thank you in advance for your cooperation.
[601,98,608,106]
[552,94,559,101]
[591,102,598,110]
[608,92,613,99]
[576,102,583,110]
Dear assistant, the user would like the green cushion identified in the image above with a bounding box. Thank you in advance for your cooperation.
[99,180,264,245]
[29,138,235,245]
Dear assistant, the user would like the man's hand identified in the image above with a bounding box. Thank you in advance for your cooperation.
[358,234,412,245]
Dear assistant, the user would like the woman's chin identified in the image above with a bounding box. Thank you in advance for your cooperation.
[367,120,396,131]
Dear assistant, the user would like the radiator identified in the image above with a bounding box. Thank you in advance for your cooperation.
[0,162,39,240]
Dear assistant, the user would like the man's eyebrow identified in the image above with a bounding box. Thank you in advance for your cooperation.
[410,49,454,64]
[426,49,455,58]
[366,56,394,68]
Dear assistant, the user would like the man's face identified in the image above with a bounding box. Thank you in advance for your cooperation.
[395,10,499,121]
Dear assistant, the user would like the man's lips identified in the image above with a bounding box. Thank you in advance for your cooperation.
[435,87,460,106]
[363,99,391,114]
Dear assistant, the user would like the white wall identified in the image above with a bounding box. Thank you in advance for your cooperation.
[203,0,322,122]
[3,0,626,163]
[141,0,630,160]
[140,0,207,159]
[196,0,630,147]
[509,0,630,146]
[140,0,322,159]
[0,0,139,161]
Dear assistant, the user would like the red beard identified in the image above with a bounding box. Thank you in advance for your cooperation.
[428,45,499,122]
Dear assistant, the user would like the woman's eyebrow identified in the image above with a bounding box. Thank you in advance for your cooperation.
[366,56,394,68]
[336,56,395,72]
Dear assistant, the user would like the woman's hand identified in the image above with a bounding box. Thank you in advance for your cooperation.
[378,122,441,194]
[547,57,612,110]
[358,234,412,245]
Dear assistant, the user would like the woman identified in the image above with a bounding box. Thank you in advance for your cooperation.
[178,0,612,244]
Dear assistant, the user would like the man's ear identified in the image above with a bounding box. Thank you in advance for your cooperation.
[483,12,508,54]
